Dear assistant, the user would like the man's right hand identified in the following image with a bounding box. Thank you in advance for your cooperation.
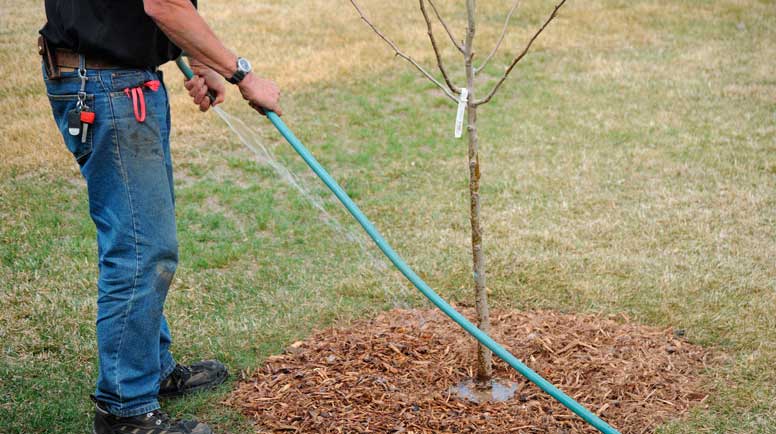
[238,73,282,116]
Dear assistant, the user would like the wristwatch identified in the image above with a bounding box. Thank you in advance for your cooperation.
[227,57,252,84]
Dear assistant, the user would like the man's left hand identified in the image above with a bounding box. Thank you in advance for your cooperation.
[184,61,226,112]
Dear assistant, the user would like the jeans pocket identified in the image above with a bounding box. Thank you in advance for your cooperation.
[109,84,166,161]
[109,70,151,93]
[47,93,96,166]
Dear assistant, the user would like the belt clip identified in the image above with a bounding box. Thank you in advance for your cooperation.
[76,55,88,111]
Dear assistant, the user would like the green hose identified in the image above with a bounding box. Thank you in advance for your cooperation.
[175,57,620,434]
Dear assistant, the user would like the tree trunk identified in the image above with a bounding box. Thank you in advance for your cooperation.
[464,0,492,384]
[467,104,491,384]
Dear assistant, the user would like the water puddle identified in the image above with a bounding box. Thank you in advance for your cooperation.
[450,378,519,404]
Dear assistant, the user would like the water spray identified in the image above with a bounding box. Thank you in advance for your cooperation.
[175,57,620,434]
[209,106,410,304]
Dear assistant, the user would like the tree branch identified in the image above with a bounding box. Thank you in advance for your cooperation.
[419,0,461,95]
[464,0,476,61]
[427,0,465,54]
[475,0,567,106]
[350,0,458,103]
[475,0,520,74]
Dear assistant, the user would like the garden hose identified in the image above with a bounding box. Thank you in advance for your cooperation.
[175,56,620,434]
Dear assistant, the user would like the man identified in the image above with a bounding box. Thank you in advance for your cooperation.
[40,1,282,433]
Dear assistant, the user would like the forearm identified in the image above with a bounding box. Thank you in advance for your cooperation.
[144,0,237,77]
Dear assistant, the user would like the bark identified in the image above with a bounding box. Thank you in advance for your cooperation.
[464,0,492,384]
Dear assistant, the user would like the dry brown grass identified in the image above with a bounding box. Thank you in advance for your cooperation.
[4,0,772,171]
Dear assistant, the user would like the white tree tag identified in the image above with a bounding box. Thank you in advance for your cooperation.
[455,88,469,138]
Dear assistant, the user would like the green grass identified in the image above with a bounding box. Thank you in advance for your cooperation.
[2,0,775,432]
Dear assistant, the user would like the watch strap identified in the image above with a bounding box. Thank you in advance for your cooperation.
[227,70,246,85]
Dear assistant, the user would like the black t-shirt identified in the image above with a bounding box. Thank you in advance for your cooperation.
[40,0,197,69]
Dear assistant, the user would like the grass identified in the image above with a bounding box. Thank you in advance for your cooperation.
[1,0,775,432]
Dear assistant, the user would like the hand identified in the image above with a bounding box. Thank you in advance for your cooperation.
[237,73,283,116]
[184,62,226,112]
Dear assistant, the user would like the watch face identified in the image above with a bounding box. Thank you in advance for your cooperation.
[237,57,252,73]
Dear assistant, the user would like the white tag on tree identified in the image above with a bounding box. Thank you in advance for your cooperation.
[454,88,469,139]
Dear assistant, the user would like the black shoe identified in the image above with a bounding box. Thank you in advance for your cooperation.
[159,360,228,398]
[92,397,213,434]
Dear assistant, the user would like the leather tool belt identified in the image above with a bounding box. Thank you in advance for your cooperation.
[38,35,122,79]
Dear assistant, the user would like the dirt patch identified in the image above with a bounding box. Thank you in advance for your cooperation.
[227,308,711,433]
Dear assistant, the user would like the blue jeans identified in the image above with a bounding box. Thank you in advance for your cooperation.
[43,65,178,417]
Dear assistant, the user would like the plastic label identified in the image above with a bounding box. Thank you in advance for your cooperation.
[455,88,469,139]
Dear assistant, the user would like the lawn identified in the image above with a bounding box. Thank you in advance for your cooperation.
[1,0,774,433]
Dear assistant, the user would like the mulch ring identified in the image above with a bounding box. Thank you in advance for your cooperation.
[227,308,712,433]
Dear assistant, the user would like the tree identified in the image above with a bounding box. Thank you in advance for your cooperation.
[350,0,567,385]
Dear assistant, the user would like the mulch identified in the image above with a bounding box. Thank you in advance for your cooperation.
[226,308,711,433]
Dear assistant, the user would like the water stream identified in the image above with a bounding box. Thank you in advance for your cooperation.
[211,106,413,305]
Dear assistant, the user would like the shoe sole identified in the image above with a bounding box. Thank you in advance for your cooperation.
[94,422,211,434]
[158,369,229,399]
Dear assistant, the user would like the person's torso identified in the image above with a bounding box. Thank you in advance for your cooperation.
[40,0,197,69]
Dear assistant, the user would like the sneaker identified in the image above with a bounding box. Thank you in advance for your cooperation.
[92,397,212,434]
[159,360,228,398]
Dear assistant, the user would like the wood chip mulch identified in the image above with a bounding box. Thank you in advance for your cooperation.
[226,308,711,433]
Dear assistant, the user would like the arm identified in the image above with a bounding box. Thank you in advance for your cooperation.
[144,0,282,115]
